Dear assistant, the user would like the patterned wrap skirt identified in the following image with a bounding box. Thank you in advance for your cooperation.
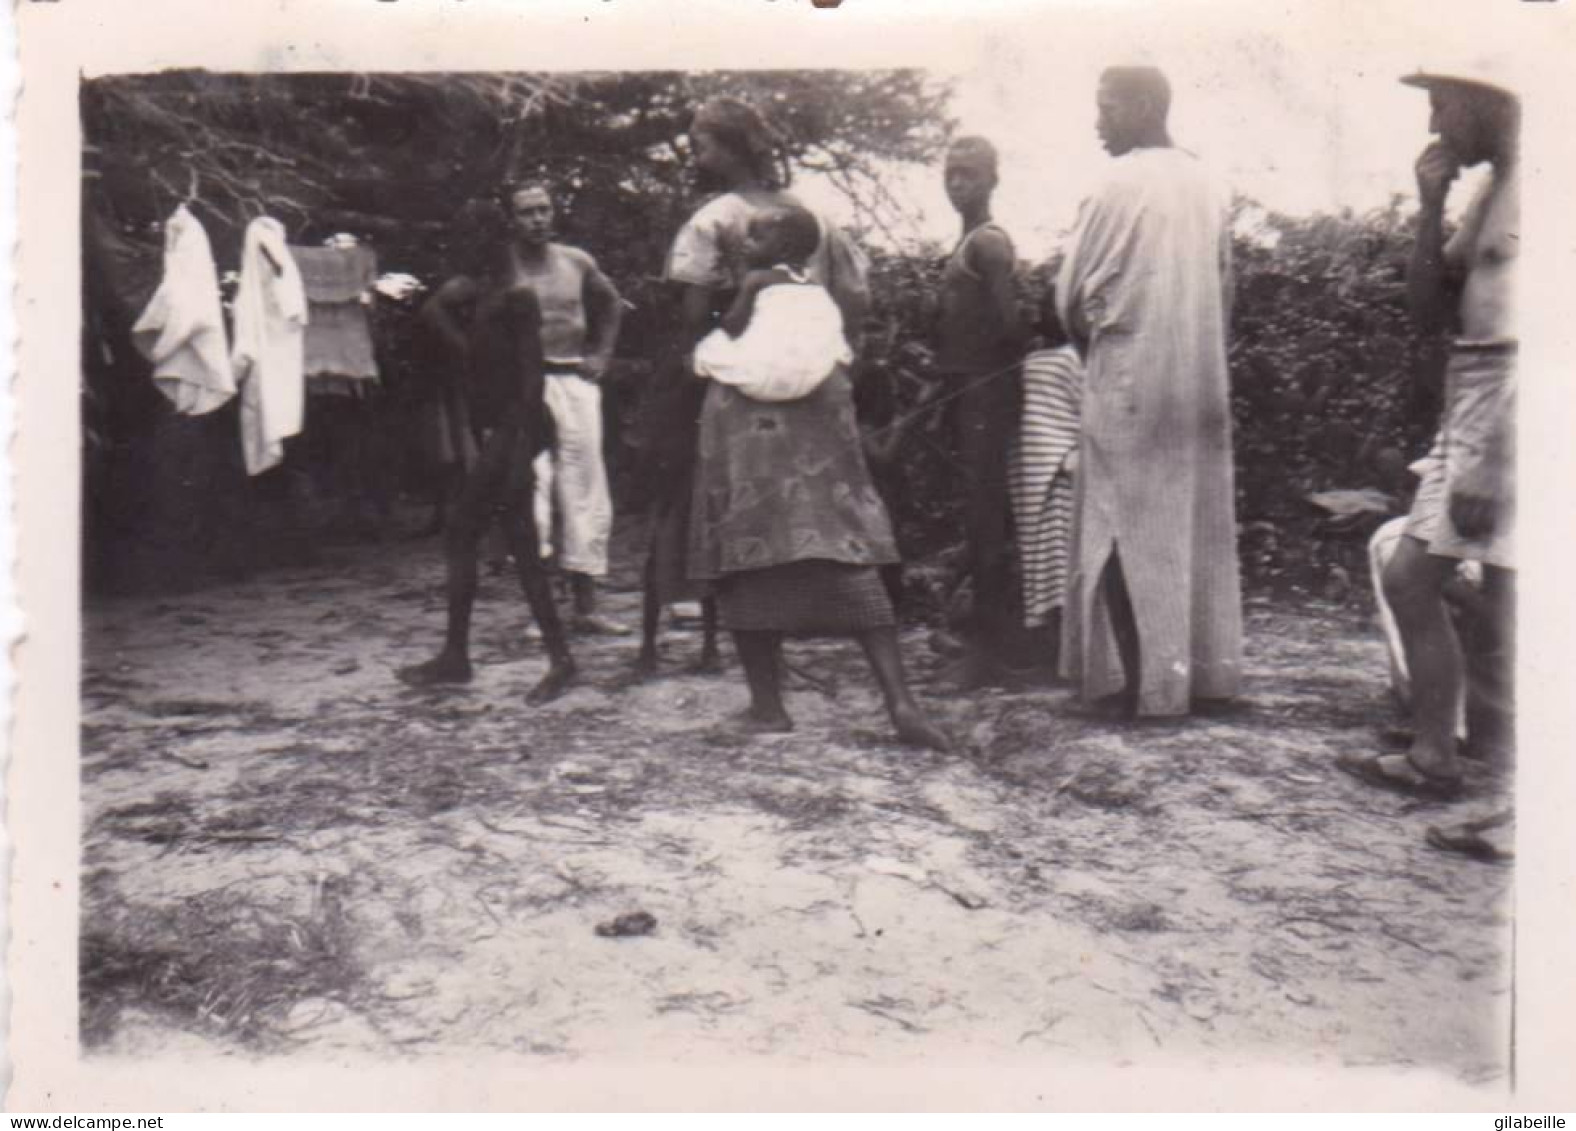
[689,366,900,633]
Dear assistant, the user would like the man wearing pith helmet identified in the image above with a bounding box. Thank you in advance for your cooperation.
[1339,58,1519,808]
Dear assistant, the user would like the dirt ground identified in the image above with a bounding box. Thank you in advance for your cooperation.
[78,523,1512,1081]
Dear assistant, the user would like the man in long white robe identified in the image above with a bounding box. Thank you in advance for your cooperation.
[1056,65,1242,717]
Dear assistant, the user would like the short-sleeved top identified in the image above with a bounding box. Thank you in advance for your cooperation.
[1446,165,1518,346]
[671,192,893,578]
[665,191,837,302]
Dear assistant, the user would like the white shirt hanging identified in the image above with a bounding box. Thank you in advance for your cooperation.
[232,217,308,476]
[130,204,236,415]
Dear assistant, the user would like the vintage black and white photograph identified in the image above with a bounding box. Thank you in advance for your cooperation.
[9,0,1576,1112]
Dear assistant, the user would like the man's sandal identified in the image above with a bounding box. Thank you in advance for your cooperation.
[1425,811,1514,863]
[1335,751,1465,801]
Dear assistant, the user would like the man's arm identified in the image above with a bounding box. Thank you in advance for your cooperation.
[1407,140,1465,334]
[967,228,1028,355]
[579,258,623,381]
[1055,239,1089,357]
[419,276,478,362]
[502,286,545,419]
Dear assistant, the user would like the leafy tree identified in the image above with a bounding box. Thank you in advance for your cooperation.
[83,70,952,278]
[80,70,955,592]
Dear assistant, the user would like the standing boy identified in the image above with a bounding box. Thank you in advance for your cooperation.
[935,136,1027,688]
[396,200,575,702]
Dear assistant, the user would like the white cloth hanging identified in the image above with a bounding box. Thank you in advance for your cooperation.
[232,217,308,475]
[130,204,236,415]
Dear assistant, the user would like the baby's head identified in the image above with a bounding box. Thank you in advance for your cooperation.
[742,204,822,271]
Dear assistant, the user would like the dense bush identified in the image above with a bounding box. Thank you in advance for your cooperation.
[1227,200,1447,596]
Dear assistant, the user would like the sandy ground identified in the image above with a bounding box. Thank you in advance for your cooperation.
[79,528,1512,1080]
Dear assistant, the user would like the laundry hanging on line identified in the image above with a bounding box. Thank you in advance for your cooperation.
[233,216,308,476]
[130,204,237,416]
[289,238,380,395]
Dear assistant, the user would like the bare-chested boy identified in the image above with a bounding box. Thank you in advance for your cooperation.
[396,187,591,701]
[935,136,1027,688]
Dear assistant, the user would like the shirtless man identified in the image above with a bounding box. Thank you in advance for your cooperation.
[397,195,575,702]
[506,182,629,635]
[934,136,1027,687]
[1338,61,1518,804]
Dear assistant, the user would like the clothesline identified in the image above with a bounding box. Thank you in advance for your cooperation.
[132,204,392,478]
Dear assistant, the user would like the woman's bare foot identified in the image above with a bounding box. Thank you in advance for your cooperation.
[891,706,953,753]
[397,652,473,686]
[630,649,661,680]
[526,660,577,705]
[724,706,794,734]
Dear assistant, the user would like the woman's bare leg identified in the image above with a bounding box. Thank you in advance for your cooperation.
[697,596,723,672]
[858,626,952,752]
[732,629,792,730]
[633,551,663,676]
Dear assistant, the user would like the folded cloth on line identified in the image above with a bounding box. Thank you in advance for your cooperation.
[291,243,377,304]
[131,204,236,416]
[694,283,851,402]
[234,217,308,476]
[290,244,380,382]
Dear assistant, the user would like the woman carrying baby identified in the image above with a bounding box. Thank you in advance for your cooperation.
[681,191,949,751]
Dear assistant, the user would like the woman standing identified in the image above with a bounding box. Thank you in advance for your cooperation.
[667,97,948,751]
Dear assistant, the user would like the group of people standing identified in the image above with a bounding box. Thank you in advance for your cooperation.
[935,67,1242,721]
[394,60,1518,794]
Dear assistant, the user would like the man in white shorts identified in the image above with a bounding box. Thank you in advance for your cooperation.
[1338,60,1517,804]
[507,181,629,635]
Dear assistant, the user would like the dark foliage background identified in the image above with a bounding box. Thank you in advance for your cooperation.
[82,70,1447,604]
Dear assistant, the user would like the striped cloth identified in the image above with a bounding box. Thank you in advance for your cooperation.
[1009,346,1085,628]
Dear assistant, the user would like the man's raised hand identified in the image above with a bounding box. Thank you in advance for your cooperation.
[1416,140,1462,209]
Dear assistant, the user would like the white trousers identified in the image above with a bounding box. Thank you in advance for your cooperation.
[534,373,612,576]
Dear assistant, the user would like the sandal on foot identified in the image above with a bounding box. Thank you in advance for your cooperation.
[1335,752,1464,801]
[1426,811,1514,863]
[1379,726,1487,761]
